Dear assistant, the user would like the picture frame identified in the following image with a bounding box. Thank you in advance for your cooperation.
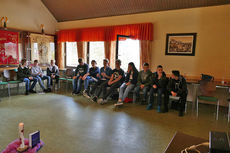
[165,33,197,56]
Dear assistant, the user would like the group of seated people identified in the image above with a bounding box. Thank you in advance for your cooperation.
[17,57,187,116]
[17,59,59,95]
[72,58,188,116]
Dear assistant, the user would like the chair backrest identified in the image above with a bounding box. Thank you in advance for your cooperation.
[65,69,73,78]
[199,80,216,97]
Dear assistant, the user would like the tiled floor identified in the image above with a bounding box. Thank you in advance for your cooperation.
[0,93,229,153]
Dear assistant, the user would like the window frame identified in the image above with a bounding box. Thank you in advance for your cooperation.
[116,35,131,60]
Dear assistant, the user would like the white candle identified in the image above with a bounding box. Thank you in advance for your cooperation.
[18,123,25,148]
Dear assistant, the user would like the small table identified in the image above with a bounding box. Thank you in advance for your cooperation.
[164,132,209,153]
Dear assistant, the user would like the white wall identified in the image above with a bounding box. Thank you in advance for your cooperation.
[0,0,57,34]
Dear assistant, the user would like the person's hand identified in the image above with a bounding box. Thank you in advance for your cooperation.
[101,72,105,77]
[126,82,131,86]
[73,76,77,79]
[97,73,100,78]
[108,81,113,85]
[153,84,157,89]
[140,84,145,89]
[82,75,87,80]
[39,73,43,77]
[51,74,55,79]
[79,76,82,80]
[29,77,33,80]
[171,91,177,97]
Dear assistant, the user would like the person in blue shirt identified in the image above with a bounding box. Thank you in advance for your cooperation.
[72,58,89,94]
[90,58,112,100]
[82,60,100,98]
[97,59,125,104]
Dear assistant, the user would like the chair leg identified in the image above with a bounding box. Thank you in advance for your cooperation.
[196,98,199,117]
[228,103,230,122]
[216,100,219,120]
[185,102,187,114]
[7,84,10,97]
[17,83,19,95]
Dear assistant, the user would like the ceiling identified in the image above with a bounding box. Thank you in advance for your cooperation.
[41,0,230,22]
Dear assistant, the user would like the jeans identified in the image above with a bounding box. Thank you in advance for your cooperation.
[35,75,51,90]
[90,80,107,96]
[102,81,122,100]
[148,88,169,106]
[95,80,109,98]
[72,76,83,93]
[133,85,150,103]
[170,92,187,112]
[84,76,95,91]
[23,78,38,91]
[49,75,59,86]
[119,83,135,101]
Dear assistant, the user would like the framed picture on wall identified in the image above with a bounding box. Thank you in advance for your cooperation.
[165,33,197,56]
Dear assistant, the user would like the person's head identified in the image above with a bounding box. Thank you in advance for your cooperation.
[21,59,27,67]
[78,58,84,65]
[157,65,163,74]
[115,59,121,69]
[172,70,180,80]
[50,60,55,66]
[91,60,97,67]
[103,58,109,67]
[128,62,137,72]
[143,63,149,72]
[34,60,38,66]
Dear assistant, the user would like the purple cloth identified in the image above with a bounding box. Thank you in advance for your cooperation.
[1,138,44,153]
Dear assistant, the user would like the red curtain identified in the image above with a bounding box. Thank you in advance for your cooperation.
[57,23,153,42]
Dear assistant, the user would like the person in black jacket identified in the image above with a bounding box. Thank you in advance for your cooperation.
[47,60,59,87]
[17,59,38,95]
[147,65,169,112]
[72,58,89,94]
[117,62,138,104]
[167,70,188,116]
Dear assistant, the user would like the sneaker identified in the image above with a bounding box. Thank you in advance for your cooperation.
[97,98,104,104]
[83,90,90,98]
[29,89,36,93]
[100,99,107,105]
[25,91,29,95]
[47,88,52,92]
[43,89,49,93]
[178,111,184,117]
[146,104,153,110]
[91,96,98,102]
[157,106,161,113]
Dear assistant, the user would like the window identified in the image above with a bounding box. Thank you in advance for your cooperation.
[117,36,140,72]
[66,42,78,67]
[89,41,105,68]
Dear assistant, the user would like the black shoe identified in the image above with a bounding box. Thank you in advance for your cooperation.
[178,111,184,117]
[29,89,36,93]
[25,91,29,95]
[43,89,49,93]
[47,88,52,92]
[92,96,98,102]
[163,106,168,113]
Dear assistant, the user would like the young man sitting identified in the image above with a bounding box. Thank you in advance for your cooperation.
[167,70,188,117]
[96,59,125,104]
[31,60,51,92]
[90,58,112,101]
[82,60,100,98]
[17,59,38,95]
[147,65,169,112]
[47,60,59,88]
[133,63,152,104]
[72,58,89,94]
